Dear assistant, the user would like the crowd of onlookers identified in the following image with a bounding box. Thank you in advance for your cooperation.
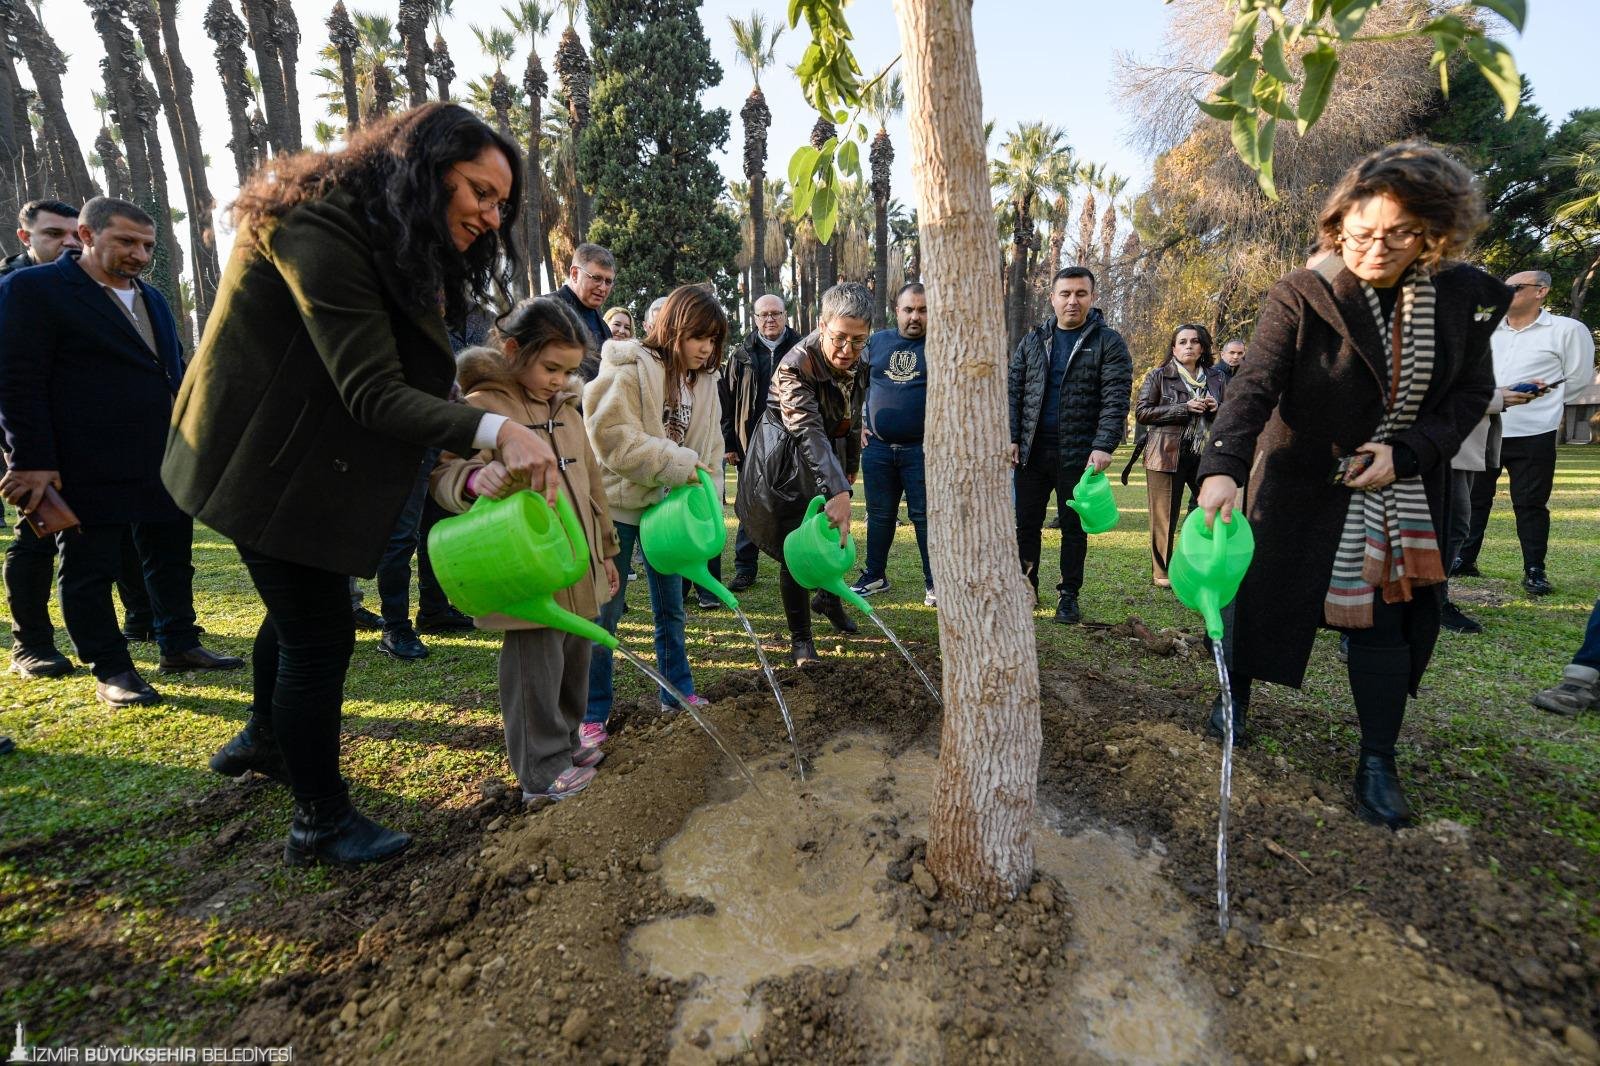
[0,107,1595,857]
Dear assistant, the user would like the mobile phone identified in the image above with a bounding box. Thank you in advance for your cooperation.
[1509,378,1565,396]
[1332,452,1373,485]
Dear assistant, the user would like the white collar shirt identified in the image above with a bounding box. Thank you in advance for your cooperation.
[1491,308,1596,438]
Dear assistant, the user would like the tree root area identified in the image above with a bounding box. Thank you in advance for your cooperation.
[9,648,1598,1065]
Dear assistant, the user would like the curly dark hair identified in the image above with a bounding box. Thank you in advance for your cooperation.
[231,103,522,325]
[1165,322,1214,369]
[1316,141,1486,274]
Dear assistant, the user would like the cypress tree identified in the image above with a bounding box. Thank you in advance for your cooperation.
[581,0,739,311]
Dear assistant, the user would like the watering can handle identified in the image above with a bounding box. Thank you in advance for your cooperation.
[1076,466,1096,492]
[804,495,825,522]
[696,466,719,505]
[550,488,587,572]
[1211,510,1230,564]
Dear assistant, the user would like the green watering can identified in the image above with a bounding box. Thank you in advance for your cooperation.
[1063,465,1119,534]
[638,468,738,609]
[1168,508,1255,641]
[427,489,616,648]
[782,495,872,615]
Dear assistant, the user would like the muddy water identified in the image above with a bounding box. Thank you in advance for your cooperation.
[631,736,1223,1064]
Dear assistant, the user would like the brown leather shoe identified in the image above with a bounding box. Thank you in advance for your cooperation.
[96,670,161,707]
[159,646,246,672]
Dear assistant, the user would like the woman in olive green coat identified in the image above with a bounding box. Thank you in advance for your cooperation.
[163,104,560,866]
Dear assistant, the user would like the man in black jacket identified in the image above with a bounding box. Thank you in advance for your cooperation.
[557,243,615,380]
[1008,266,1133,624]
[719,293,799,591]
[0,198,242,707]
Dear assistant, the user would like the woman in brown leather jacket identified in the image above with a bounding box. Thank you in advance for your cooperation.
[1134,323,1225,586]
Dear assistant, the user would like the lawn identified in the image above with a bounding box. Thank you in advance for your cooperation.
[2,445,1597,1045]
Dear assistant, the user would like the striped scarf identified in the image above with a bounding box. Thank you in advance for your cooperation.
[1323,270,1446,628]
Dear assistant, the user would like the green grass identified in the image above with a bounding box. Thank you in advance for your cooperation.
[2,446,1597,1040]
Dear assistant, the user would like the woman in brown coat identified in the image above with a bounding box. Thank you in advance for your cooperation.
[1135,323,1225,586]
[1195,143,1510,829]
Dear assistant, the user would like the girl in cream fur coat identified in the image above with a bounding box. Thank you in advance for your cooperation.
[581,285,729,744]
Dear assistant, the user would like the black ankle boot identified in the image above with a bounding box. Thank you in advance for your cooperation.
[1202,694,1251,748]
[790,638,820,666]
[210,721,289,784]
[284,794,412,867]
[1352,753,1412,830]
[811,591,858,634]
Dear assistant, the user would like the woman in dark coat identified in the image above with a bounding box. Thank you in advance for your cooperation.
[1195,143,1510,829]
[1135,322,1225,586]
[735,283,870,666]
[163,105,560,865]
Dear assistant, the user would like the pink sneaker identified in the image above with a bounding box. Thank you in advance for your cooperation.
[523,765,596,803]
[660,694,710,715]
[579,722,608,747]
[573,743,606,769]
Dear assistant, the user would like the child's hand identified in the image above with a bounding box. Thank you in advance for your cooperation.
[690,462,716,484]
[603,558,620,598]
[470,460,517,500]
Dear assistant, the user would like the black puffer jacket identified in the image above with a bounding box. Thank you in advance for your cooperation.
[734,332,865,556]
[1007,309,1133,465]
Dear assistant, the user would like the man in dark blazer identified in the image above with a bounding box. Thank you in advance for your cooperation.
[0,197,242,707]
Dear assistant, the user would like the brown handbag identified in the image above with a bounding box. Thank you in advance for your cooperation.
[22,484,81,537]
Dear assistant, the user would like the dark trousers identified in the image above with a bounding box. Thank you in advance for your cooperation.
[1574,597,1600,672]
[349,450,437,628]
[1441,468,1473,600]
[239,545,356,804]
[6,521,152,654]
[57,518,202,679]
[1460,429,1557,572]
[861,437,933,588]
[732,522,760,577]
[415,495,450,618]
[1014,446,1088,598]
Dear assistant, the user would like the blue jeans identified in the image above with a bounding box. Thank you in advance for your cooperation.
[1574,597,1600,672]
[861,437,932,588]
[586,521,695,722]
[349,450,437,628]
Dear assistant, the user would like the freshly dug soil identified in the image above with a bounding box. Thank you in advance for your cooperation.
[9,640,1599,1064]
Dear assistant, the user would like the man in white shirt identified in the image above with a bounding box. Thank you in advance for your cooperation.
[1457,270,1596,596]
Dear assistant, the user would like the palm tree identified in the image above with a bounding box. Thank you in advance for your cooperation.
[763,176,789,294]
[863,70,903,326]
[238,0,295,152]
[471,24,518,137]
[1095,173,1129,280]
[553,0,591,239]
[315,11,400,126]
[810,115,837,292]
[130,0,221,334]
[397,0,431,107]
[5,0,98,202]
[369,58,395,121]
[729,11,782,297]
[326,2,361,131]
[1074,161,1104,267]
[87,0,152,204]
[429,0,456,100]
[1554,132,1600,317]
[506,0,552,294]
[313,119,337,148]
[891,208,920,283]
[204,0,258,182]
[274,0,302,148]
[96,127,129,198]
[991,121,1070,348]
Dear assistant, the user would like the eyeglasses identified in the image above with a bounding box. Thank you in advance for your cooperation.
[755,310,786,319]
[823,330,868,352]
[1507,283,1547,292]
[1340,228,1424,252]
[449,165,512,219]
[575,264,615,289]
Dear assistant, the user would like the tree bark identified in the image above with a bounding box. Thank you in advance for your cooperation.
[1572,247,1600,321]
[892,0,1041,906]
[8,2,97,203]
[273,0,302,148]
[239,0,293,153]
[205,0,258,183]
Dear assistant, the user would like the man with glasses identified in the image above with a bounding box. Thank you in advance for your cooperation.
[557,243,617,380]
[1008,266,1133,624]
[1456,270,1594,596]
[719,293,799,592]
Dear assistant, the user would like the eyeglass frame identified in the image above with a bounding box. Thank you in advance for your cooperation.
[754,309,787,319]
[1506,282,1548,292]
[574,263,616,289]
[822,328,869,352]
[1338,227,1426,252]
[448,165,513,220]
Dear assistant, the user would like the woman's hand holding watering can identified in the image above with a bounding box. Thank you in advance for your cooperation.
[824,490,852,547]
[1197,474,1237,528]
[496,421,561,504]
[691,461,717,484]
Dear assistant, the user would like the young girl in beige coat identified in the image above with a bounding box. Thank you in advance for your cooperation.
[431,298,620,802]
[582,285,728,744]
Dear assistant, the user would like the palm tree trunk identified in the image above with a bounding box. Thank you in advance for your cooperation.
[874,197,890,329]
[431,33,456,102]
[273,0,302,148]
[398,0,431,107]
[238,0,293,153]
[1571,247,1600,321]
[205,0,258,182]
[327,2,361,132]
[9,2,97,203]
[0,48,24,253]
[140,101,190,349]
[89,1,153,202]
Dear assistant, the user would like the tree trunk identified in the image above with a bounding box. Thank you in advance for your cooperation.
[398,0,431,107]
[750,177,766,296]
[273,0,302,148]
[8,2,97,203]
[0,46,23,253]
[874,196,890,328]
[239,0,293,153]
[1572,247,1600,322]
[892,0,1040,906]
[1005,229,1030,353]
[90,2,153,203]
[205,0,258,183]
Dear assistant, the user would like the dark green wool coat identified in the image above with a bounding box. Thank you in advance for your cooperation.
[162,189,484,577]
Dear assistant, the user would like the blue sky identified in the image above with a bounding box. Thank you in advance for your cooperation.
[33,0,1593,250]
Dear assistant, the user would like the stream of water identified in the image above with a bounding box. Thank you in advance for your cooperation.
[864,612,943,707]
[732,608,805,780]
[1211,638,1235,935]
[614,643,761,793]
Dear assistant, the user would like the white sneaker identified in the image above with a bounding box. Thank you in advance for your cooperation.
[923,588,937,608]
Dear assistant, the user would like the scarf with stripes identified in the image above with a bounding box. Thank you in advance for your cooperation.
[1323,270,1446,628]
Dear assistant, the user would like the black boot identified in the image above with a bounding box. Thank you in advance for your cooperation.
[1053,593,1081,625]
[1202,693,1251,748]
[791,638,820,666]
[284,794,412,867]
[210,721,289,784]
[1353,753,1412,829]
[811,591,858,634]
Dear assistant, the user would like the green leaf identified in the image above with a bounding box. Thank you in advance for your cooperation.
[1195,96,1242,121]
[1260,28,1295,83]
[1255,77,1298,122]
[1228,57,1259,108]
[1231,110,1260,171]
[788,145,820,189]
[1255,116,1278,198]
[813,137,838,176]
[1329,0,1380,38]
[1464,35,1521,117]
[1211,7,1261,76]
[1296,44,1338,134]
[791,174,818,218]
[1473,0,1526,32]
[834,109,849,123]
[838,139,861,177]
[813,183,839,244]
